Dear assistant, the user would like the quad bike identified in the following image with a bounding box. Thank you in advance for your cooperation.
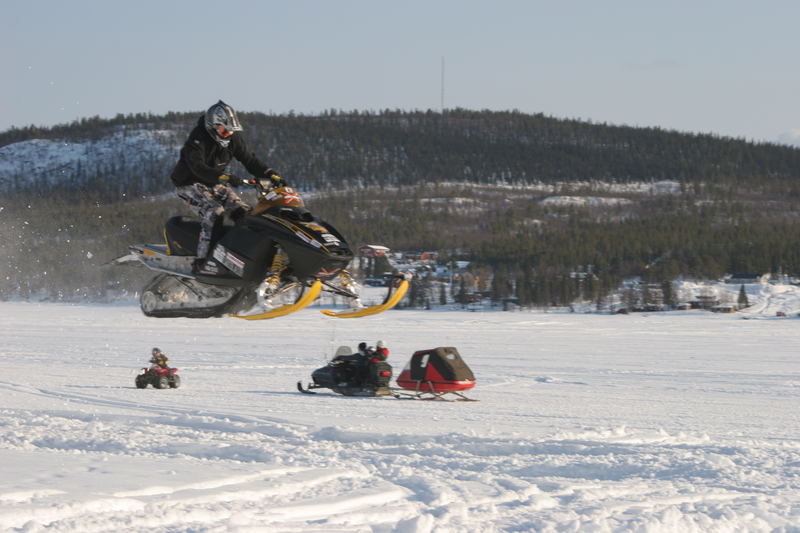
[112,178,408,320]
[135,366,181,389]
[297,346,393,397]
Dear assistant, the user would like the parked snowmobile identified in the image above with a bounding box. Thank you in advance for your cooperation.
[112,179,408,320]
[297,346,393,396]
[135,366,181,389]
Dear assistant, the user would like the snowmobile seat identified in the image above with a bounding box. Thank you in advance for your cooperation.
[165,216,200,256]
[164,216,231,256]
[396,347,476,399]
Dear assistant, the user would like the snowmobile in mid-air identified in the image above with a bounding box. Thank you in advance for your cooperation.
[135,366,181,389]
[112,178,408,320]
[297,346,393,397]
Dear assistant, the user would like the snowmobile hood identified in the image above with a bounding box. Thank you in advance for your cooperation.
[252,186,305,216]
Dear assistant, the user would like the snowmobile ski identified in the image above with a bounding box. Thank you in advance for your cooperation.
[297,381,317,394]
[321,279,409,318]
[296,382,393,397]
[231,281,322,320]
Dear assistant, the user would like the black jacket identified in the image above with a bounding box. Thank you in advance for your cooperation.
[170,117,270,187]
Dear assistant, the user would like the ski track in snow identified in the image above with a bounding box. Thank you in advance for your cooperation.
[1,299,799,532]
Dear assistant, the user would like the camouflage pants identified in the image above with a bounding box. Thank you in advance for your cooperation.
[175,183,249,259]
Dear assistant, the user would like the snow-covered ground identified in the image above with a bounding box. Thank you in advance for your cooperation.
[540,195,632,208]
[1,295,799,532]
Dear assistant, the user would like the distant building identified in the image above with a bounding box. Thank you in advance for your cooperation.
[359,245,390,258]
[727,273,771,284]
[689,295,719,310]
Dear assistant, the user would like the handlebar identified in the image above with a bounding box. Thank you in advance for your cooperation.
[246,177,283,194]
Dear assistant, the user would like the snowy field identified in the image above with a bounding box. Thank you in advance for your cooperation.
[1,296,799,532]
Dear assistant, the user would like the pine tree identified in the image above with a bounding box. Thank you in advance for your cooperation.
[737,284,749,308]
[661,279,675,308]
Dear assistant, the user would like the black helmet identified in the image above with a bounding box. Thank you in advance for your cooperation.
[358,342,367,351]
[152,347,161,356]
[205,100,242,147]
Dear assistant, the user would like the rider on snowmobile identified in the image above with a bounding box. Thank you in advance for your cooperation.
[371,340,389,362]
[357,342,372,358]
[170,100,284,273]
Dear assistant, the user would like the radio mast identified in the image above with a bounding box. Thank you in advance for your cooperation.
[441,56,445,112]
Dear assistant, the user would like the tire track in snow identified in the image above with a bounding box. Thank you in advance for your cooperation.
[0,380,311,434]
[0,464,412,532]
[2,408,799,531]
[308,426,800,531]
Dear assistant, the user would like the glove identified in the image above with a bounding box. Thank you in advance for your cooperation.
[264,169,286,188]
[219,174,243,187]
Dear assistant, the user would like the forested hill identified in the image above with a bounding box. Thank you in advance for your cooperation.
[2,109,800,197]
[3,109,800,306]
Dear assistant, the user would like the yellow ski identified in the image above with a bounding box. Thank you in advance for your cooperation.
[231,281,323,320]
[321,280,409,318]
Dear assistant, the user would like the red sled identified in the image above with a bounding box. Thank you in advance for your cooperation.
[395,347,477,401]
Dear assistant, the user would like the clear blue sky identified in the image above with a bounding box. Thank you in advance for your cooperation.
[3,0,800,144]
